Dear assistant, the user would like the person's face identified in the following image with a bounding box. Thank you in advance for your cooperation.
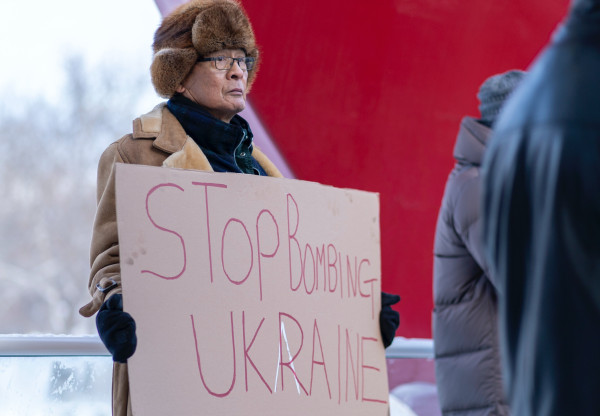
[177,48,248,123]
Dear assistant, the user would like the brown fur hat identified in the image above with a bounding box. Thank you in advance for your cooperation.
[151,0,260,98]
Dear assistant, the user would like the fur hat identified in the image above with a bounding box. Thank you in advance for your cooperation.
[151,0,260,98]
[477,70,526,126]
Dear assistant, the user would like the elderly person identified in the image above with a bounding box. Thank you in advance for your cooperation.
[79,1,399,415]
[78,2,280,415]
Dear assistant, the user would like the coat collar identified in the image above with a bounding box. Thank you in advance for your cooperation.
[132,103,189,154]
[130,102,283,177]
[453,116,491,166]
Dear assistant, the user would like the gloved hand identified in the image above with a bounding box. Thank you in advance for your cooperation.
[379,292,400,348]
[96,294,137,363]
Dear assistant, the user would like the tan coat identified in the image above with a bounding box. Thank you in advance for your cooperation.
[79,103,283,416]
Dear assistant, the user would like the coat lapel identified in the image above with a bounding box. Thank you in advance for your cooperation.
[132,103,283,176]
[132,103,213,171]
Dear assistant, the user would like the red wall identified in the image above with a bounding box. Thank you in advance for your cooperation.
[241,0,570,338]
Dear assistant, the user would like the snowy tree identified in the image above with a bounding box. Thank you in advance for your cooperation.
[0,55,158,334]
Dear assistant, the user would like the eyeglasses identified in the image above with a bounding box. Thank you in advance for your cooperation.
[197,56,256,71]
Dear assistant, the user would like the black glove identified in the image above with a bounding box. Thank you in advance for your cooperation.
[379,292,400,348]
[96,294,137,363]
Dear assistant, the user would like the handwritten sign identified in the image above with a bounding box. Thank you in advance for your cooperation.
[115,164,388,415]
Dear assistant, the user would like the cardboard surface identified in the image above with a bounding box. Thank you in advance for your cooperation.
[115,164,388,415]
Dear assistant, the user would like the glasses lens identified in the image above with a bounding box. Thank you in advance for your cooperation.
[213,56,228,70]
[210,57,254,71]
[236,58,247,71]
[244,58,255,71]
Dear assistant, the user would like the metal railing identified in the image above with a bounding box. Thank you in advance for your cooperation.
[387,337,434,359]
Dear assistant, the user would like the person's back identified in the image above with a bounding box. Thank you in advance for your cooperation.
[482,1,600,414]
[433,71,524,416]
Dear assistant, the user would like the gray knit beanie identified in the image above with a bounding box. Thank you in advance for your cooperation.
[477,70,526,126]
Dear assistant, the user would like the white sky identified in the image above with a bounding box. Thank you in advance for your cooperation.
[0,0,162,105]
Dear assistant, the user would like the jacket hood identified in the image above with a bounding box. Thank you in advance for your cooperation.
[453,117,491,166]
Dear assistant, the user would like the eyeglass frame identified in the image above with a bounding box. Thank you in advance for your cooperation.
[197,56,256,71]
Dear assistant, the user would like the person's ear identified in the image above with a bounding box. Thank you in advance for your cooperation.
[176,85,186,94]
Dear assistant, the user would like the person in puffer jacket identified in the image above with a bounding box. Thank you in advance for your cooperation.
[432,70,525,416]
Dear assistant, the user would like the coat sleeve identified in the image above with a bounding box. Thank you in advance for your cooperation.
[453,169,499,291]
[79,142,125,317]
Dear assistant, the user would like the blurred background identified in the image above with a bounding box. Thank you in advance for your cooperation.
[0,0,161,335]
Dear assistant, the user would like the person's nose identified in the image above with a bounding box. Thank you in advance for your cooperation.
[227,59,245,79]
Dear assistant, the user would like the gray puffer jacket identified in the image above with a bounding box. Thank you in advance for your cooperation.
[433,117,509,416]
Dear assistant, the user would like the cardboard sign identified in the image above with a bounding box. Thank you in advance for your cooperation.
[115,164,388,415]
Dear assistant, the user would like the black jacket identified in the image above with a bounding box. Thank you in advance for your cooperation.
[481,1,600,415]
